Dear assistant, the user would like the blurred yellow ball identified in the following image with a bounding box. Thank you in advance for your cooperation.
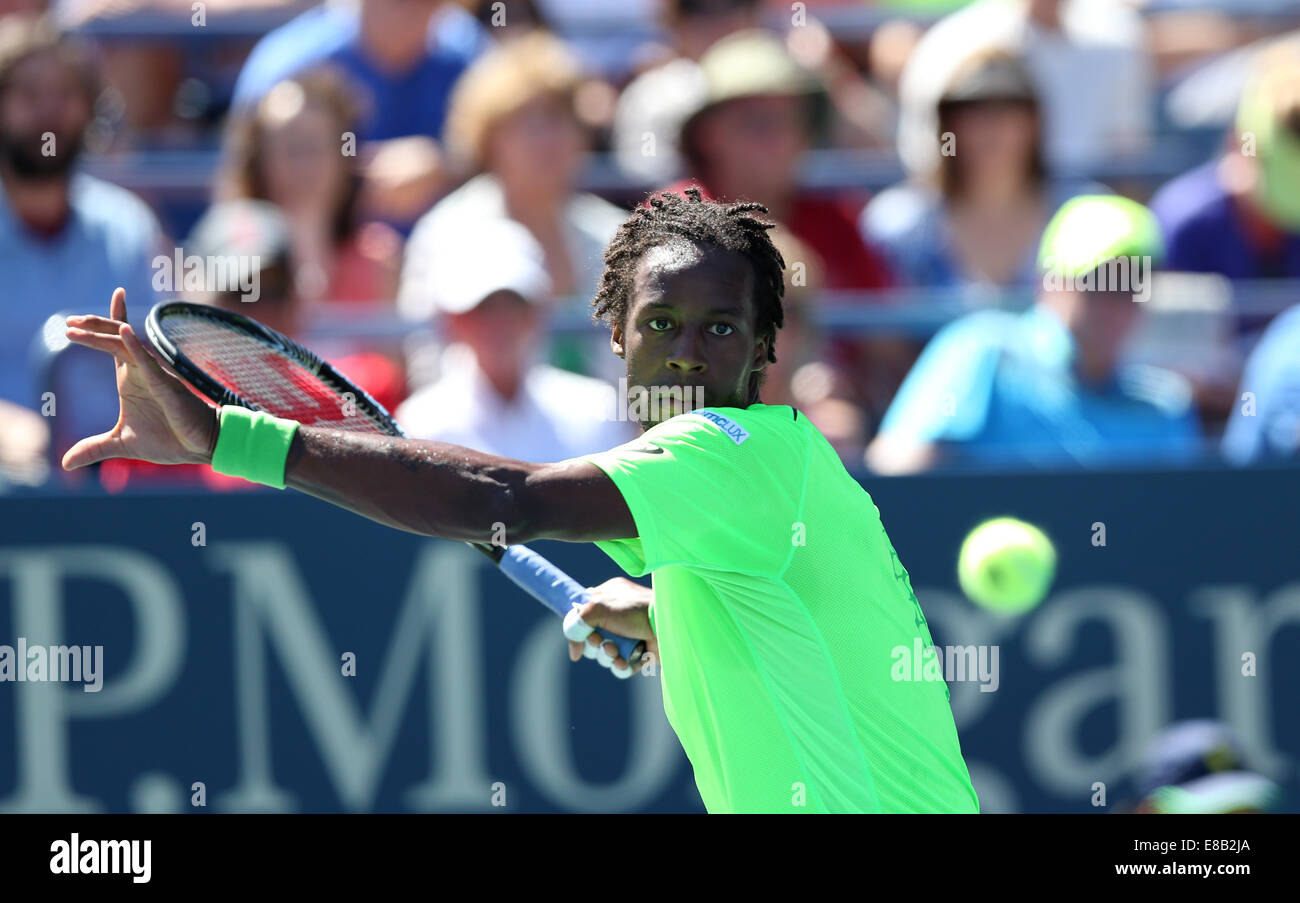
[958,517,1056,614]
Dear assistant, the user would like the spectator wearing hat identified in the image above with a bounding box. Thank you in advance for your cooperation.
[396,218,636,462]
[862,50,1105,292]
[670,28,891,294]
[183,199,406,416]
[1151,39,1300,288]
[182,200,299,336]
[1131,720,1283,814]
[1149,40,1300,433]
[867,195,1203,473]
[402,32,628,380]
[896,0,1154,181]
[611,0,763,185]
[664,28,905,438]
[96,199,406,492]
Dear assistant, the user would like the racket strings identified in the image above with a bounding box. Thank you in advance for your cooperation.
[159,315,394,435]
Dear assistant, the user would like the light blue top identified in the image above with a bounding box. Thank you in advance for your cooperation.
[878,305,1204,468]
[1222,304,1300,464]
[0,172,164,444]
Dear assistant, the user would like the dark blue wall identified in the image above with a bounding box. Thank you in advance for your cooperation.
[1,465,1296,812]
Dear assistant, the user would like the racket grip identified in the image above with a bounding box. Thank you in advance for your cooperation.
[497,544,644,664]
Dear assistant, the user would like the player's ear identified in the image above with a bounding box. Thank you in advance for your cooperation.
[610,322,626,358]
[749,336,769,374]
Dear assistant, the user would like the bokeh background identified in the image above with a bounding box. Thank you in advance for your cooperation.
[1,0,1297,812]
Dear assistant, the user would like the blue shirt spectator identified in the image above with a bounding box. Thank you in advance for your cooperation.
[1151,160,1300,280]
[872,305,1203,469]
[1222,304,1300,463]
[0,172,165,452]
[867,194,1202,472]
[231,1,488,142]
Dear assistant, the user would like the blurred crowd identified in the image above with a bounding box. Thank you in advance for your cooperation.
[3,0,1300,490]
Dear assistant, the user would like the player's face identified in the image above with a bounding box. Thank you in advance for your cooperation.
[613,240,769,429]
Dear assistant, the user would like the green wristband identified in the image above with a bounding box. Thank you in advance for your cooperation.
[209,406,301,489]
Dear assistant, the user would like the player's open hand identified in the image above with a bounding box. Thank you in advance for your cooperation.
[567,577,659,676]
[62,288,219,471]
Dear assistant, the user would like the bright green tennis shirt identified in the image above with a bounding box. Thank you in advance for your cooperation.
[580,403,980,814]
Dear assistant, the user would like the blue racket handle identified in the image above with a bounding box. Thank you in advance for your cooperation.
[497,544,643,663]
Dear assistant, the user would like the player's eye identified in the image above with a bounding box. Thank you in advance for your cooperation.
[647,317,673,332]
[708,323,735,337]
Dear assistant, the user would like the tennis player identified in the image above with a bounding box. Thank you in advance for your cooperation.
[63,190,980,814]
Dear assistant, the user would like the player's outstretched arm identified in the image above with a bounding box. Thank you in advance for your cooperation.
[281,428,634,545]
[64,290,636,546]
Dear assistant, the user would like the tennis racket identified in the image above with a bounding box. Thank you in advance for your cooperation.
[143,300,645,675]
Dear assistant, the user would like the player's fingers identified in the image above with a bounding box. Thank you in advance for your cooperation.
[570,597,616,634]
[122,322,192,388]
[65,314,124,335]
[120,324,161,373]
[575,595,654,644]
[121,324,181,388]
[593,636,616,668]
[567,632,615,668]
[562,605,595,643]
[603,640,637,678]
[110,287,128,323]
[65,327,130,360]
[566,601,640,674]
[596,639,637,674]
[603,639,634,675]
[62,432,121,471]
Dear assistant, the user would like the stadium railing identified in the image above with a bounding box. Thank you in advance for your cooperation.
[84,142,1212,203]
[291,277,1300,343]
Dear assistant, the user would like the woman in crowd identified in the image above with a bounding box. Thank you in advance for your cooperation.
[862,50,1103,293]
[218,66,402,309]
[402,31,627,380]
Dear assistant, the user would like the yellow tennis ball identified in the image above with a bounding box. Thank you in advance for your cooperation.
[958,517,1056,614]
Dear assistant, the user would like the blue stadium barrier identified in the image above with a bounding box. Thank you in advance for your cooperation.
[2,463,1296,812]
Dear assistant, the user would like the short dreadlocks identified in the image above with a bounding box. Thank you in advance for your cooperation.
[591,188,787,403]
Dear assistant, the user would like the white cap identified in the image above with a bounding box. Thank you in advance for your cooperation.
[402,217,552,317]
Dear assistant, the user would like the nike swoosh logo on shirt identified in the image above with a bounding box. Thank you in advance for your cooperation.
[627,445,664,455]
